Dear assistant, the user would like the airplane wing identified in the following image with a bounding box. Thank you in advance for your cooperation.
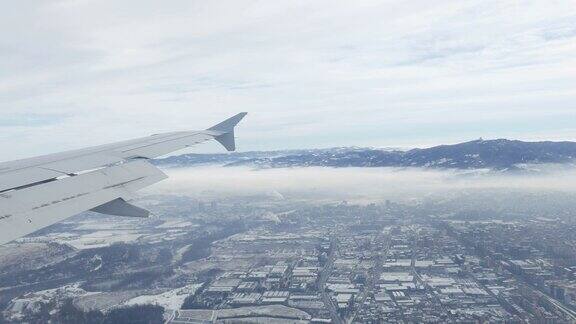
[0,112,247,245]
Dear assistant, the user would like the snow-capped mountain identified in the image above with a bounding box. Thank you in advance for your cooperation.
[153,139,576,171]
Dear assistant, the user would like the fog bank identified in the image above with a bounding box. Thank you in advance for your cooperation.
[143,166,576,202]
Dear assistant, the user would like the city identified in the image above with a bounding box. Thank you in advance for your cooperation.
[2,190,576,323]
[2,0,576,323]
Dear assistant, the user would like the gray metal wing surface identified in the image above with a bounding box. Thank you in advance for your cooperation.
[0,112,247,245]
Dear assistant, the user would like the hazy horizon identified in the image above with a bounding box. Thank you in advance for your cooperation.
[144,165,576,203]
[3,3,576,323]
[1,0,575,160]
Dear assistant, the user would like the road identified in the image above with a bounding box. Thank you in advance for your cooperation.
[521,282,576,321]
[347,233,390,324]
[436,221,576,323]
[319,236,342,324]
[164,310,176,324]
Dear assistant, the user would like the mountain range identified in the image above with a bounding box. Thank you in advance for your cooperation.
[153,139,576,171]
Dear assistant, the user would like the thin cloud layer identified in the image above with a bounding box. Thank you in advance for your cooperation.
[145,166,576,202]
[1,1,576,160]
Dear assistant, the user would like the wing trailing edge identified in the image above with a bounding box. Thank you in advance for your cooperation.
[0,112,248,245]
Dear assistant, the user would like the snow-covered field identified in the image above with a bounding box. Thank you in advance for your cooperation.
[123,284,203,310]
[156,220,195,229]
[73,219,143,231]
[6,283,98,315]
[50,231,144,249]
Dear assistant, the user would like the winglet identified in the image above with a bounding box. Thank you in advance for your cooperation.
[208,112,247,132]
[207,112,247,151]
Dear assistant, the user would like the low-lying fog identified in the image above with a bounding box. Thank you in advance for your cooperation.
[144,165,576,202]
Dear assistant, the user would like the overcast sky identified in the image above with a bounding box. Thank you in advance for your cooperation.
[1,0,575,160]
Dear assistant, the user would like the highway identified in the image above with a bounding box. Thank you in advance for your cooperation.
[437,221,576,323]
[347,233,390,324]
[319,236,342,324]
[521,282,576,322]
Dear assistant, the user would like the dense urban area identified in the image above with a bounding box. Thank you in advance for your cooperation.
[2,189,576,323]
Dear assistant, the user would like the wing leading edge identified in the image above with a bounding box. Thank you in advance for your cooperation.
[0,112,247,245]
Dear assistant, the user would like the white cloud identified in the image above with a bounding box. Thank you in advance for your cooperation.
[145,165,576,202]
[1,0,575,160]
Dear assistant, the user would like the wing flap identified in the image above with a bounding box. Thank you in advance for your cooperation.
[43,154,124,174]
[0,112,247,244]
[91,198,150,218]
[0,168,63,193]
[0,160,166,245]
